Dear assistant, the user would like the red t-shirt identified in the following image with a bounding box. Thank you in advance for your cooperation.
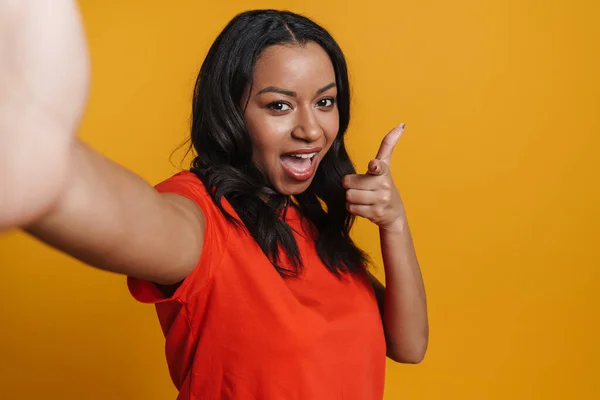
[128,171,386,399]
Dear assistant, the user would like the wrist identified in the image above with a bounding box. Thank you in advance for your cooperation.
[0,106,76,229]
[379,215,408,235]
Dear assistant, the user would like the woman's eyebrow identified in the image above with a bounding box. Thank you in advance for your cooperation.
[256,82,336,98]
[256,86,296,97]
[316,82,336,94]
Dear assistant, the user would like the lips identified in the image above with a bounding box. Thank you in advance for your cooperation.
[280,148,321,181]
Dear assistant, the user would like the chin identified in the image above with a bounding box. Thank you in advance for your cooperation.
[274,179,314,196]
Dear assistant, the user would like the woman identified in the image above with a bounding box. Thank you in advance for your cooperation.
[1,3,428,399]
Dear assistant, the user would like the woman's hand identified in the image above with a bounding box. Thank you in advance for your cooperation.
[0,0,90,231]
[343,124,406,232]
[344,124,429,363]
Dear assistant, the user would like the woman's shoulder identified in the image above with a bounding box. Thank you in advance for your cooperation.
[128,170,231,305]
[155,170,208,195]
[154,170,231,223]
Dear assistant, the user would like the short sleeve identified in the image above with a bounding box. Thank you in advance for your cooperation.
[127,171,230,304]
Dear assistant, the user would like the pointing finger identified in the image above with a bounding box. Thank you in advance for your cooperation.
[375,123,405,164]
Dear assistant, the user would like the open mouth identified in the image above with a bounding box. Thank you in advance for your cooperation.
[280,151,319,181]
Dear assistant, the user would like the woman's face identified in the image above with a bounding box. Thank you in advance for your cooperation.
[243,41,339,195]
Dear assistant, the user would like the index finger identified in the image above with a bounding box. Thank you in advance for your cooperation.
[375,123,406,163]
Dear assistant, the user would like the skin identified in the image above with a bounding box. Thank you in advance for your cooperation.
[243,42,339,195]
[0,0,89,231]
[2,1,428,364]
[344,124,429,362]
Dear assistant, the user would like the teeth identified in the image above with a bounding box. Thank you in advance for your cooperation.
[291,152,317,159]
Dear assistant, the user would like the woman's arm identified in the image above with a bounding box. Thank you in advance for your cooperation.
[344,124,429,363]
[1,1,205,284]
[26,140,206,285]
[370,220,428,363]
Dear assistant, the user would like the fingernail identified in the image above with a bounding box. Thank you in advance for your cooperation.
[399,123,406,130]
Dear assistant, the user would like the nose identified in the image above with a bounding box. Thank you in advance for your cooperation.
[291,105,323,142]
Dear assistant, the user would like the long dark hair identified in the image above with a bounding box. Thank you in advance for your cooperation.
[189,9,368,277]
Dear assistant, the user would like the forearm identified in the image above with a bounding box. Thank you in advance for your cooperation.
[379,217,428,363]
[25,140,201,283]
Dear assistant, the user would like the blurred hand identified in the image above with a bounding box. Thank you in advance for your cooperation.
[0,0,90,231]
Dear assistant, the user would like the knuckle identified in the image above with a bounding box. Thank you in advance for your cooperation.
[342,175,354,188]
[346,189,353,201]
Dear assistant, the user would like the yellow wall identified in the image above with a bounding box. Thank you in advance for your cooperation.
[1,0,598,398]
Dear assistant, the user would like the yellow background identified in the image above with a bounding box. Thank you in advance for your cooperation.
[1,0,599,398]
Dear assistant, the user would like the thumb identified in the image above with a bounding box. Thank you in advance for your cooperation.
[367,158,389,176]
[375,123,406,164]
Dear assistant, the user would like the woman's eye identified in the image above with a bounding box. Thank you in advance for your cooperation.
[268,101,291,111]
[317,98,335,108]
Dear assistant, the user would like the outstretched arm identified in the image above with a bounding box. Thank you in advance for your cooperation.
[26,140,206,285]
[1,0,205,285]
